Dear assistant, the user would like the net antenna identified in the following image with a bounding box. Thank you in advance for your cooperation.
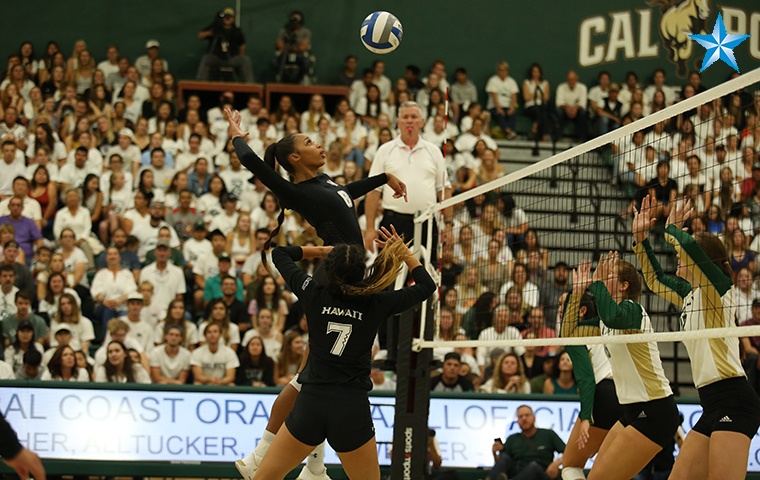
[412,66,760,351]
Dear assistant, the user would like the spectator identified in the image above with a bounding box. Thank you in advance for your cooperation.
[276,330,304,386]
[3,321,43,373]
[247,275,289,332]
[542,350,577,395]
[450,67,478,120]
[0,178,43,227]
[154,299,200,350]
[555,70,589,141]
[29,164,59,236]
[38,270,79,323]
[120,291,156,352]
[3,291,48,347]
[54,189,100,269]
[235,336,276,387]
[144,226,185,267]
[139,240,186,316]
[2,241,33,297]
[240,308,283,358]
[588,71,611,125]
[462,292,498,340]
[490,405,565,480]
[485,62,519,140]
[205,274,247,330]
[430,352,474,392]
[643,68,677,107]
[50,293,94,353]
[740,299,760,393]
[433,307,463,360]
[595,82,623,137]
[476,306,525,373]
[132,200,181,264]
[16,348,42,381]
[522,63,551,142]
[182,220,212,273]
[370,361,396,391]
[95,228,141,280]
[0,196,43,260]
[149,323,191,385]
[482,352,531,394]
[190,320,238,385]
[41,344,89,382]
[500,263,540,308]
[538,262,570,324]
[95,340,151,383]
[441,244,464,290]
[91,246,137,323]
[0,265,19,321]
[521,307,558,358]
[0,359,13,379]
[734,267,759,323]
[0,141,26,199]
[94,319,147,368]
[198,299,240,351]
[333,54,357,87]
[520,333,545,380]
[196,7,254,82]
[208,193,239,235]
[167,191,204,244]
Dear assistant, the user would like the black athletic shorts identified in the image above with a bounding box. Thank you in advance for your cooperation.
[620,395,680,448]
[692,376,760,439]
[285,383,375,453]
[592,379,623,430]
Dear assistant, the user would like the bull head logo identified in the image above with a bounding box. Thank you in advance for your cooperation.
[647,0,711,77]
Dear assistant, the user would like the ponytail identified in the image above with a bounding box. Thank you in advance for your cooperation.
[261,135,297,272]
[324,241,412,296]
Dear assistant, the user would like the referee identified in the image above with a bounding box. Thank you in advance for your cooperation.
[0,412,46,479]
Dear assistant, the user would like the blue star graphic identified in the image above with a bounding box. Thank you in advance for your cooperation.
[688,12,750,73]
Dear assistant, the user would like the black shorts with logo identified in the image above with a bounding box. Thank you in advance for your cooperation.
[692,376,760,439]
[592,379,623,430]
[620,395,680,448]
[285,383,375,452]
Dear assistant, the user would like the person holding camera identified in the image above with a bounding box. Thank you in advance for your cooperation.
[273,11,313,84]
[490,405,565,480]
[196,7,254,82]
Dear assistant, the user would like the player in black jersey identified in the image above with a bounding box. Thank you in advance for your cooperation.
[248,227,435,480]
[226,108,409,480]
[225,108,407,250]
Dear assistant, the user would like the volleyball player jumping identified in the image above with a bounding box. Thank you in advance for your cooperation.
[633,195,760,480]
[224,108,408,480]
[559,269,622,480]
[249,226,435,480]
[567,252,680,480]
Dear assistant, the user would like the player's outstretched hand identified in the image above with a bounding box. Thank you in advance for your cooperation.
[224,108,249,140]
[374,225,404,250]
[4,448,46,480]
[632,195,656,243]
[666,196,694,230]
[385,173,408,202]
[572,259,592,294]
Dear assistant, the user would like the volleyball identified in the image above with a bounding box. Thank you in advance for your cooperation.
[360,11,403,54]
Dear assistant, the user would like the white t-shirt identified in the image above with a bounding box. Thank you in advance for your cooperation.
[198,193,223,223]
[190,344,239,379]
[241,329,282,358]
[193,251,220,280]
[219,169,253,199]
[198,321,241,347]
[95,364,151,384]
[59,247,90,287]
[40,368,90,382]
[90,268,138,311]
[49,318,95,351]
[148,346,192,380]
[138,263,187,314]
[154,320,200,349]
[208,211,239,236]
[0,197,42,221]
[485,75,519,110]
[183,238,213,267]
[94,337,144,366]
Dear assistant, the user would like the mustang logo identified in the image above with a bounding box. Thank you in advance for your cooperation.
[648,0,711,77]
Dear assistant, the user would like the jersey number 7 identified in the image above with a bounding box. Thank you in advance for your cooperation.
[327,322,353,356]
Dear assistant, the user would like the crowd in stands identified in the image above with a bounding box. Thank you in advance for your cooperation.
[0,35,759,396]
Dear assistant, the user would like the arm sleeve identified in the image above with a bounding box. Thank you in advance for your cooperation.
[379,266,437,315]
[344,173,387,199]
[565,345,596,422]
[232,137,300,207]
[271,246,316,304]
[588,282,644,330]
[664,224,732,297]
[0,413,23,459]
[634,237,691,307]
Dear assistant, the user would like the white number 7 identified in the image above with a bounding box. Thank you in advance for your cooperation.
[327,322,352,356]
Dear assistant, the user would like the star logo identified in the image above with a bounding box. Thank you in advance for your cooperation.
[688,12,750,73]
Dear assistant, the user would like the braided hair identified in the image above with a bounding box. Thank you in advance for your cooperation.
[323,241,411,297]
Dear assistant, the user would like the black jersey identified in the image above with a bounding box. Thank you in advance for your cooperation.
[273,246,436,390]
[233,137,386,246]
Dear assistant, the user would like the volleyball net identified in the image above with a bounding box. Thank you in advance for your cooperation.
[412,66,760,351]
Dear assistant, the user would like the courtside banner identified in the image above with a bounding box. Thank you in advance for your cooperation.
[1,386,757,470]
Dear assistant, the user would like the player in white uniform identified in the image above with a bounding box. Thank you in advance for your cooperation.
[560,284,621,480]
[570,253,679,480]
[633,196,760,480]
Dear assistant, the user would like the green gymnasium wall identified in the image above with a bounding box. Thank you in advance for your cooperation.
[1,0,759,94]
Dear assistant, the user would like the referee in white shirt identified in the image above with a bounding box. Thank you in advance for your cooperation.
[363,101,451,260]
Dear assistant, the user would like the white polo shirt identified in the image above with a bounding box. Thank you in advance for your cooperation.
[139,262,186,315]
[368,136,450,215]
